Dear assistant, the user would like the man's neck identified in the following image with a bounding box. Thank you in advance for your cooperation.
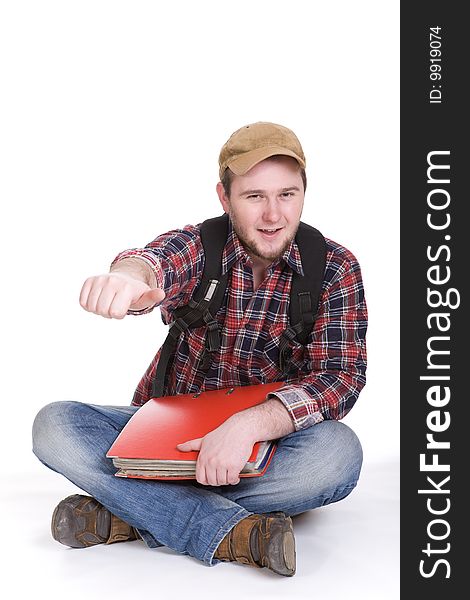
[252,265,266,291]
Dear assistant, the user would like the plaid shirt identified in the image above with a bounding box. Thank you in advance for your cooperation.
[111,219,367,431]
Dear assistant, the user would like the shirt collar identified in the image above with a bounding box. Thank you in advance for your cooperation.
[221,218,304,276]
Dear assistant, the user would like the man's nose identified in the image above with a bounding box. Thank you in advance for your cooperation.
[262,198,281,222]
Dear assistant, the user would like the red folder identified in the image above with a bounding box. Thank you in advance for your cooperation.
[106,381,285,480]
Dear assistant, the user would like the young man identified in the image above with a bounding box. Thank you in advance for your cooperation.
[32,122,367,577]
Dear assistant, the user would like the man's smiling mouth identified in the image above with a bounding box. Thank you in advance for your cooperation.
[259,228,282,233]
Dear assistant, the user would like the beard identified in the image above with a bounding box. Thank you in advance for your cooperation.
[229,210,297,263]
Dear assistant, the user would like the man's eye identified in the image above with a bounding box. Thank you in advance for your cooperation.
[247,194,262,199]
[281,192,294,198]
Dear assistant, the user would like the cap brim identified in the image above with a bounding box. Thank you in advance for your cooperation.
[227,146,305,176]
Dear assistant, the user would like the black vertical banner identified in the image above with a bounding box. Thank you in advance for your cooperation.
[401,2,466,596]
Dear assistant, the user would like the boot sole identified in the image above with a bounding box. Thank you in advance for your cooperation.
[259,512,296,576]
[51,494,111,548]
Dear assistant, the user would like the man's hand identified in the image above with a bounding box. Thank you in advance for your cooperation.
[177,397,294,486]
[79,272,165,318]
[177,415,256,486]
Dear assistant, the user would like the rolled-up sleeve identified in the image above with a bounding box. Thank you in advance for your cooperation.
[110,224,204,322]
[268,249,368,430]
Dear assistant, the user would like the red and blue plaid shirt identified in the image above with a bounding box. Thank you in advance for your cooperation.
[111,219,367,431]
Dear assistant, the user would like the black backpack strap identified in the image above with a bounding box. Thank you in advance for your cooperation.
[151,214,230,397]
[278,222,327,375]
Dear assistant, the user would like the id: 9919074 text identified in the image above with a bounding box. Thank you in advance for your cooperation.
[429,26,442,104]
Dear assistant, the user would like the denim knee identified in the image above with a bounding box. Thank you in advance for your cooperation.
[301,421,363,505]
[224,420,364,516]
[275,420,363,513]
[32,401,79,465]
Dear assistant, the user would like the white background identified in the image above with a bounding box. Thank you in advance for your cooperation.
[0,1,399,598]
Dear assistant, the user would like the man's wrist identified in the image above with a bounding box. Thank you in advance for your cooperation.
[231,397,295,443]
[110,257,157,289]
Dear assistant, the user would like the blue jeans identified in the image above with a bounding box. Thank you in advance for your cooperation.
[32,401,363,566]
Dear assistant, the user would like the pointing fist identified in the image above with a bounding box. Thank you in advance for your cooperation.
[79,272,165,319]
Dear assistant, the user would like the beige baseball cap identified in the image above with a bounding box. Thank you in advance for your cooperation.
[218,121,306,180]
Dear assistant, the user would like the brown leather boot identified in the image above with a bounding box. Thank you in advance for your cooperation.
[214,512,296,576]
[51,494,139,548]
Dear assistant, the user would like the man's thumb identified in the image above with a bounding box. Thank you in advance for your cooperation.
[130,287,166,311]
[177,438,202,452]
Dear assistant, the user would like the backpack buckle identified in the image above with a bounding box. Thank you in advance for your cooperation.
[278,327,297,375]
[169,318,189,338]
[204,279,219,302]
[205,319,220,352]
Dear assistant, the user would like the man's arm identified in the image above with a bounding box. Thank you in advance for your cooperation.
[80,224,204,319]
[79,259,165,318]
[267,245,368,430]
[108,225,205,321]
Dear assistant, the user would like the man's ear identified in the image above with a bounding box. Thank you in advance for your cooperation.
[216,182,230,214]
